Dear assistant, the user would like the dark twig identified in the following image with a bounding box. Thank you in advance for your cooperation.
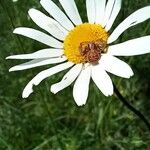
[113,83,150,130]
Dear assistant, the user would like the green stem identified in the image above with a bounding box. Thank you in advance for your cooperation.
[114,83,150,130]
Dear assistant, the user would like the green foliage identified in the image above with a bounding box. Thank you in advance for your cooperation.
[0,0,150,149]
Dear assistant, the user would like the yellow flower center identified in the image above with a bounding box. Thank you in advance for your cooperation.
[64,23,108,64]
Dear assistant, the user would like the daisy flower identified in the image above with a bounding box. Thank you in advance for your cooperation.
[7,0,150,106]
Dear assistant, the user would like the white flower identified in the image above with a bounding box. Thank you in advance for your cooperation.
[7,0,150,106]
[12,0,18,2]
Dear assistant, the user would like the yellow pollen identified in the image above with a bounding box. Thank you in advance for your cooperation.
[64,23,108,64]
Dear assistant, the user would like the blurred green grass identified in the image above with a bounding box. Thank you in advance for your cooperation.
[0,0,150,149]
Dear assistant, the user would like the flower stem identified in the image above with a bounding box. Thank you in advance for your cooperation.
[113,83,150,130]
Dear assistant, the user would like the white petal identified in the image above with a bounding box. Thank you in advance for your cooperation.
[22,62,74,98]
[108,6,150,44]
[86,0,96,24]
[28,9,68,41]
[59,0,82,25]
[6,49,64,60]
[9,56,67,71]
[107,36,150,56]
[92,65,113,96]
[102,0,115,27]
[40,0,74,30]
[95,0,106,25]
[14,28,63,48]
[105,0,122,31]
[100,55,134,78]
[73,64,91,106]
[51,64,83,94]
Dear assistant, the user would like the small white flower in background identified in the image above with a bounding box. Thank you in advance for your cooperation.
[7,0,150,106]
[12,0,18,3]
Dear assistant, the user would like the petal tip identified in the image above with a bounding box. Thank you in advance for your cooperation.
[108,92,114,97]
[6,56,10,60]
[13,28,18,34]
[22,94,28,99]
[40,0,44,4]
[104,88,114,97]
[50,86,57,94]
[9,67,15,72]
[127,70,134,78]
[22,88,33,98]
[22,93,29,99]
[28,9,32,15]
[28,8,36,16]
[105,93,112,97]
[9,66,20,72]
[76,102,86,107]
[13,28,22,34]
[28,8,34,12]
[130,71,134,77]
[74,99,87,107]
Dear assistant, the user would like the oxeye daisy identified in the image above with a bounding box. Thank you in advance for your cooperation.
[7,0,150,106]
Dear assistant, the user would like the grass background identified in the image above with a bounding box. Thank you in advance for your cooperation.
[0,0,150,149]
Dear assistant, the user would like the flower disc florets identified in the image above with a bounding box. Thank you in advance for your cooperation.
[64,23,108,64]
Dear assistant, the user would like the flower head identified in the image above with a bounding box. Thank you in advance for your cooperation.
[7,0,150,106]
